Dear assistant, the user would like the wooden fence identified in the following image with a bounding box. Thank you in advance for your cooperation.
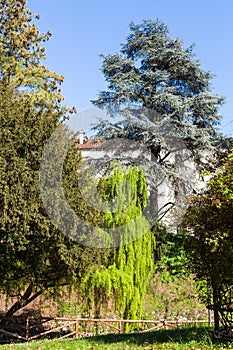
[0,317,209,343]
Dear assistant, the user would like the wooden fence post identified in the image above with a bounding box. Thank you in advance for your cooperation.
[119,321,122,334]
[25,317,29,340]
[74,321,79,338]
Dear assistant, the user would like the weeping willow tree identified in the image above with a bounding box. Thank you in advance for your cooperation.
[82,165,155,329]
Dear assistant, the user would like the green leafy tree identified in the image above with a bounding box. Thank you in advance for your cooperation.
[82,166,155,330]
[0,0,103,320]
[182,153,233,332]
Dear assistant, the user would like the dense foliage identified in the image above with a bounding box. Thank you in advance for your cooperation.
[0,0,67,111]
[91,19,227,228]
[93,20,224,163]
[153,223,189,282]
[182,152,233,331]
[0,2,157,324]
[82,166,155,329]
[0,0,101,318]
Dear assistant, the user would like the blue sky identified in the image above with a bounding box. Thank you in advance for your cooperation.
[28,0,233,135]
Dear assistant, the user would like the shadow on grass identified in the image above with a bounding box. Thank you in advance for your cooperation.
[84,327,213,346]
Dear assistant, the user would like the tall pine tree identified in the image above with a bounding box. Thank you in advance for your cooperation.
[93,20,223,153]
[92,19,225,224]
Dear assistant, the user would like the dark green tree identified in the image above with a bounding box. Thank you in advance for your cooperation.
[182,153,233,333]
[0,0,102,319]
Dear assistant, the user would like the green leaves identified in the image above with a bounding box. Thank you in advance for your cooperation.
[182,151,233,305]
[82,166,155,326]
[0,1,100,317]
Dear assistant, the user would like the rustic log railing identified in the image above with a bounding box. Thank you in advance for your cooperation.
[0,317,209,343]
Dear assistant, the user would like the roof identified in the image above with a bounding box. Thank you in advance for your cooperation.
[76,138,103,149]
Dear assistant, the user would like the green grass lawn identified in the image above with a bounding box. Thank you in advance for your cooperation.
[1,327,233,350]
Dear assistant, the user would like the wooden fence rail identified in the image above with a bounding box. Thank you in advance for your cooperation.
[0,317,209,343]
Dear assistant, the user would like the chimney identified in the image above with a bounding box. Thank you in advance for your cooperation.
[78,130,85,145]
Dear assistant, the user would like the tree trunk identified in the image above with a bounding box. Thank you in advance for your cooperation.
[1,284,43,328]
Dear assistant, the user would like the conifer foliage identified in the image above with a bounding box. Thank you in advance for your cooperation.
[0,0,65,110]
[93,20,224,164]
[0,0,96,319]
